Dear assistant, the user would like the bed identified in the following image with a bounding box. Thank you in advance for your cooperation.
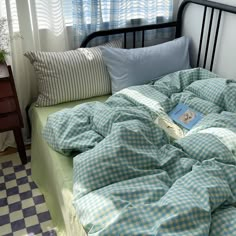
[30,96,108,236]
[28,0,236,235]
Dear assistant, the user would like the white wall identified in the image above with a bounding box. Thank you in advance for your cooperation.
[179,0,236,79]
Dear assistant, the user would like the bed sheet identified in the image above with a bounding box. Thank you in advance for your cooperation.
[30,96,109,236]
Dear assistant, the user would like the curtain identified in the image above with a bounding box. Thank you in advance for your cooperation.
[73,0,174,47]
[0,0,72,151]
[0,0,175,151]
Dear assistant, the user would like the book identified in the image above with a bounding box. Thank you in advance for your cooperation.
[168,103,203,130]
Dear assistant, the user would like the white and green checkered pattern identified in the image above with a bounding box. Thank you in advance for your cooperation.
[175,132,233,162]
[171,91,223,114]
[43,68,236,235]
[185,78,227,108]
[188,112,236,134]
[210,206,236,235]
[42,103,104,155]
[73,111,169,198]
[224,80,236,112]
[153,68,218,97]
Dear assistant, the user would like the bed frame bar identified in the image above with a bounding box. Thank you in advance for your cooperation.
[80,21,177,48]
[80,0,236,71]
[176,0,236,70]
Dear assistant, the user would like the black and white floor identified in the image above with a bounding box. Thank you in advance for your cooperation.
[0,153,57,236]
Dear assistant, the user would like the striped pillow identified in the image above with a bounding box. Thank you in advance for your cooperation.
[25,40,122,106]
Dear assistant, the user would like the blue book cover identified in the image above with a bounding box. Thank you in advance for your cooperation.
[168,103,203,130]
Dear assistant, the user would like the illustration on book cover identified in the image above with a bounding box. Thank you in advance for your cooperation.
[169,103,203,130]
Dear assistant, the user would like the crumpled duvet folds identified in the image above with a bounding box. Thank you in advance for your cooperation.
[43,68,236,236]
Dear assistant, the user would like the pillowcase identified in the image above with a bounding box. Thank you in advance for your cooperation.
[101,36,190,94]
[25,39,122,106]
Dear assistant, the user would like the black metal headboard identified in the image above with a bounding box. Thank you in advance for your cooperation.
[176,0,236,71]
[80,21,177,49]
[80,0,236,71]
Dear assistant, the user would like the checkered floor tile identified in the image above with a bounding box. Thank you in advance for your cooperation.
[0,156,57,236]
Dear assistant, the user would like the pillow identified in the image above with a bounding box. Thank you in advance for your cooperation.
[25,39,122,106]
[101,36,190,94]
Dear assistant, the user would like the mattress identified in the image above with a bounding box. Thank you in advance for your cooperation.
[30,95,109,236]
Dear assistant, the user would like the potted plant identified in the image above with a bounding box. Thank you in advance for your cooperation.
[0,17,9,64]
[0,49,8,63]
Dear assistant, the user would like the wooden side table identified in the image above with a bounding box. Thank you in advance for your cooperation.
[0,63,27,164]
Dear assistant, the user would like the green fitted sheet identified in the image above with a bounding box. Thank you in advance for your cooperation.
[30,96,109,236]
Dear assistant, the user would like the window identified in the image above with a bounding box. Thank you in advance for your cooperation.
[62,0,73,25]
[73,0,173,26]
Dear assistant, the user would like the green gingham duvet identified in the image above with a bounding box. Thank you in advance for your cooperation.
[43,68,236,236]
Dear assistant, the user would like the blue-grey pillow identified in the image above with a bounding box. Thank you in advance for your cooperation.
[101,36,190,94]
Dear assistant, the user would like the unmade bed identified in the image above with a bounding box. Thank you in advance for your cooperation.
[28,0,236,235]
[30,96,108,235]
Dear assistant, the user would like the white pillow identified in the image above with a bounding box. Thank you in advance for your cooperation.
[25,40,122,106]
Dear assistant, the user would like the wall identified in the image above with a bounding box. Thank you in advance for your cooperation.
[180,0,236,79]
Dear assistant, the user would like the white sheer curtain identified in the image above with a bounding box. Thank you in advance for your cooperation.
[73,0,174,47]
[0,0,180,151]
[0,0,72,151]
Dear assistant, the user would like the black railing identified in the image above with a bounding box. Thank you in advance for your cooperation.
[176,0,236,70]
[81,0,236,71]
[80,21,177,48]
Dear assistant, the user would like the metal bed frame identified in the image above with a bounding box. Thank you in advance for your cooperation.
[80,0,236,72]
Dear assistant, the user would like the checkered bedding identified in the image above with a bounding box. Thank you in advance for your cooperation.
[43,68,236,235]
